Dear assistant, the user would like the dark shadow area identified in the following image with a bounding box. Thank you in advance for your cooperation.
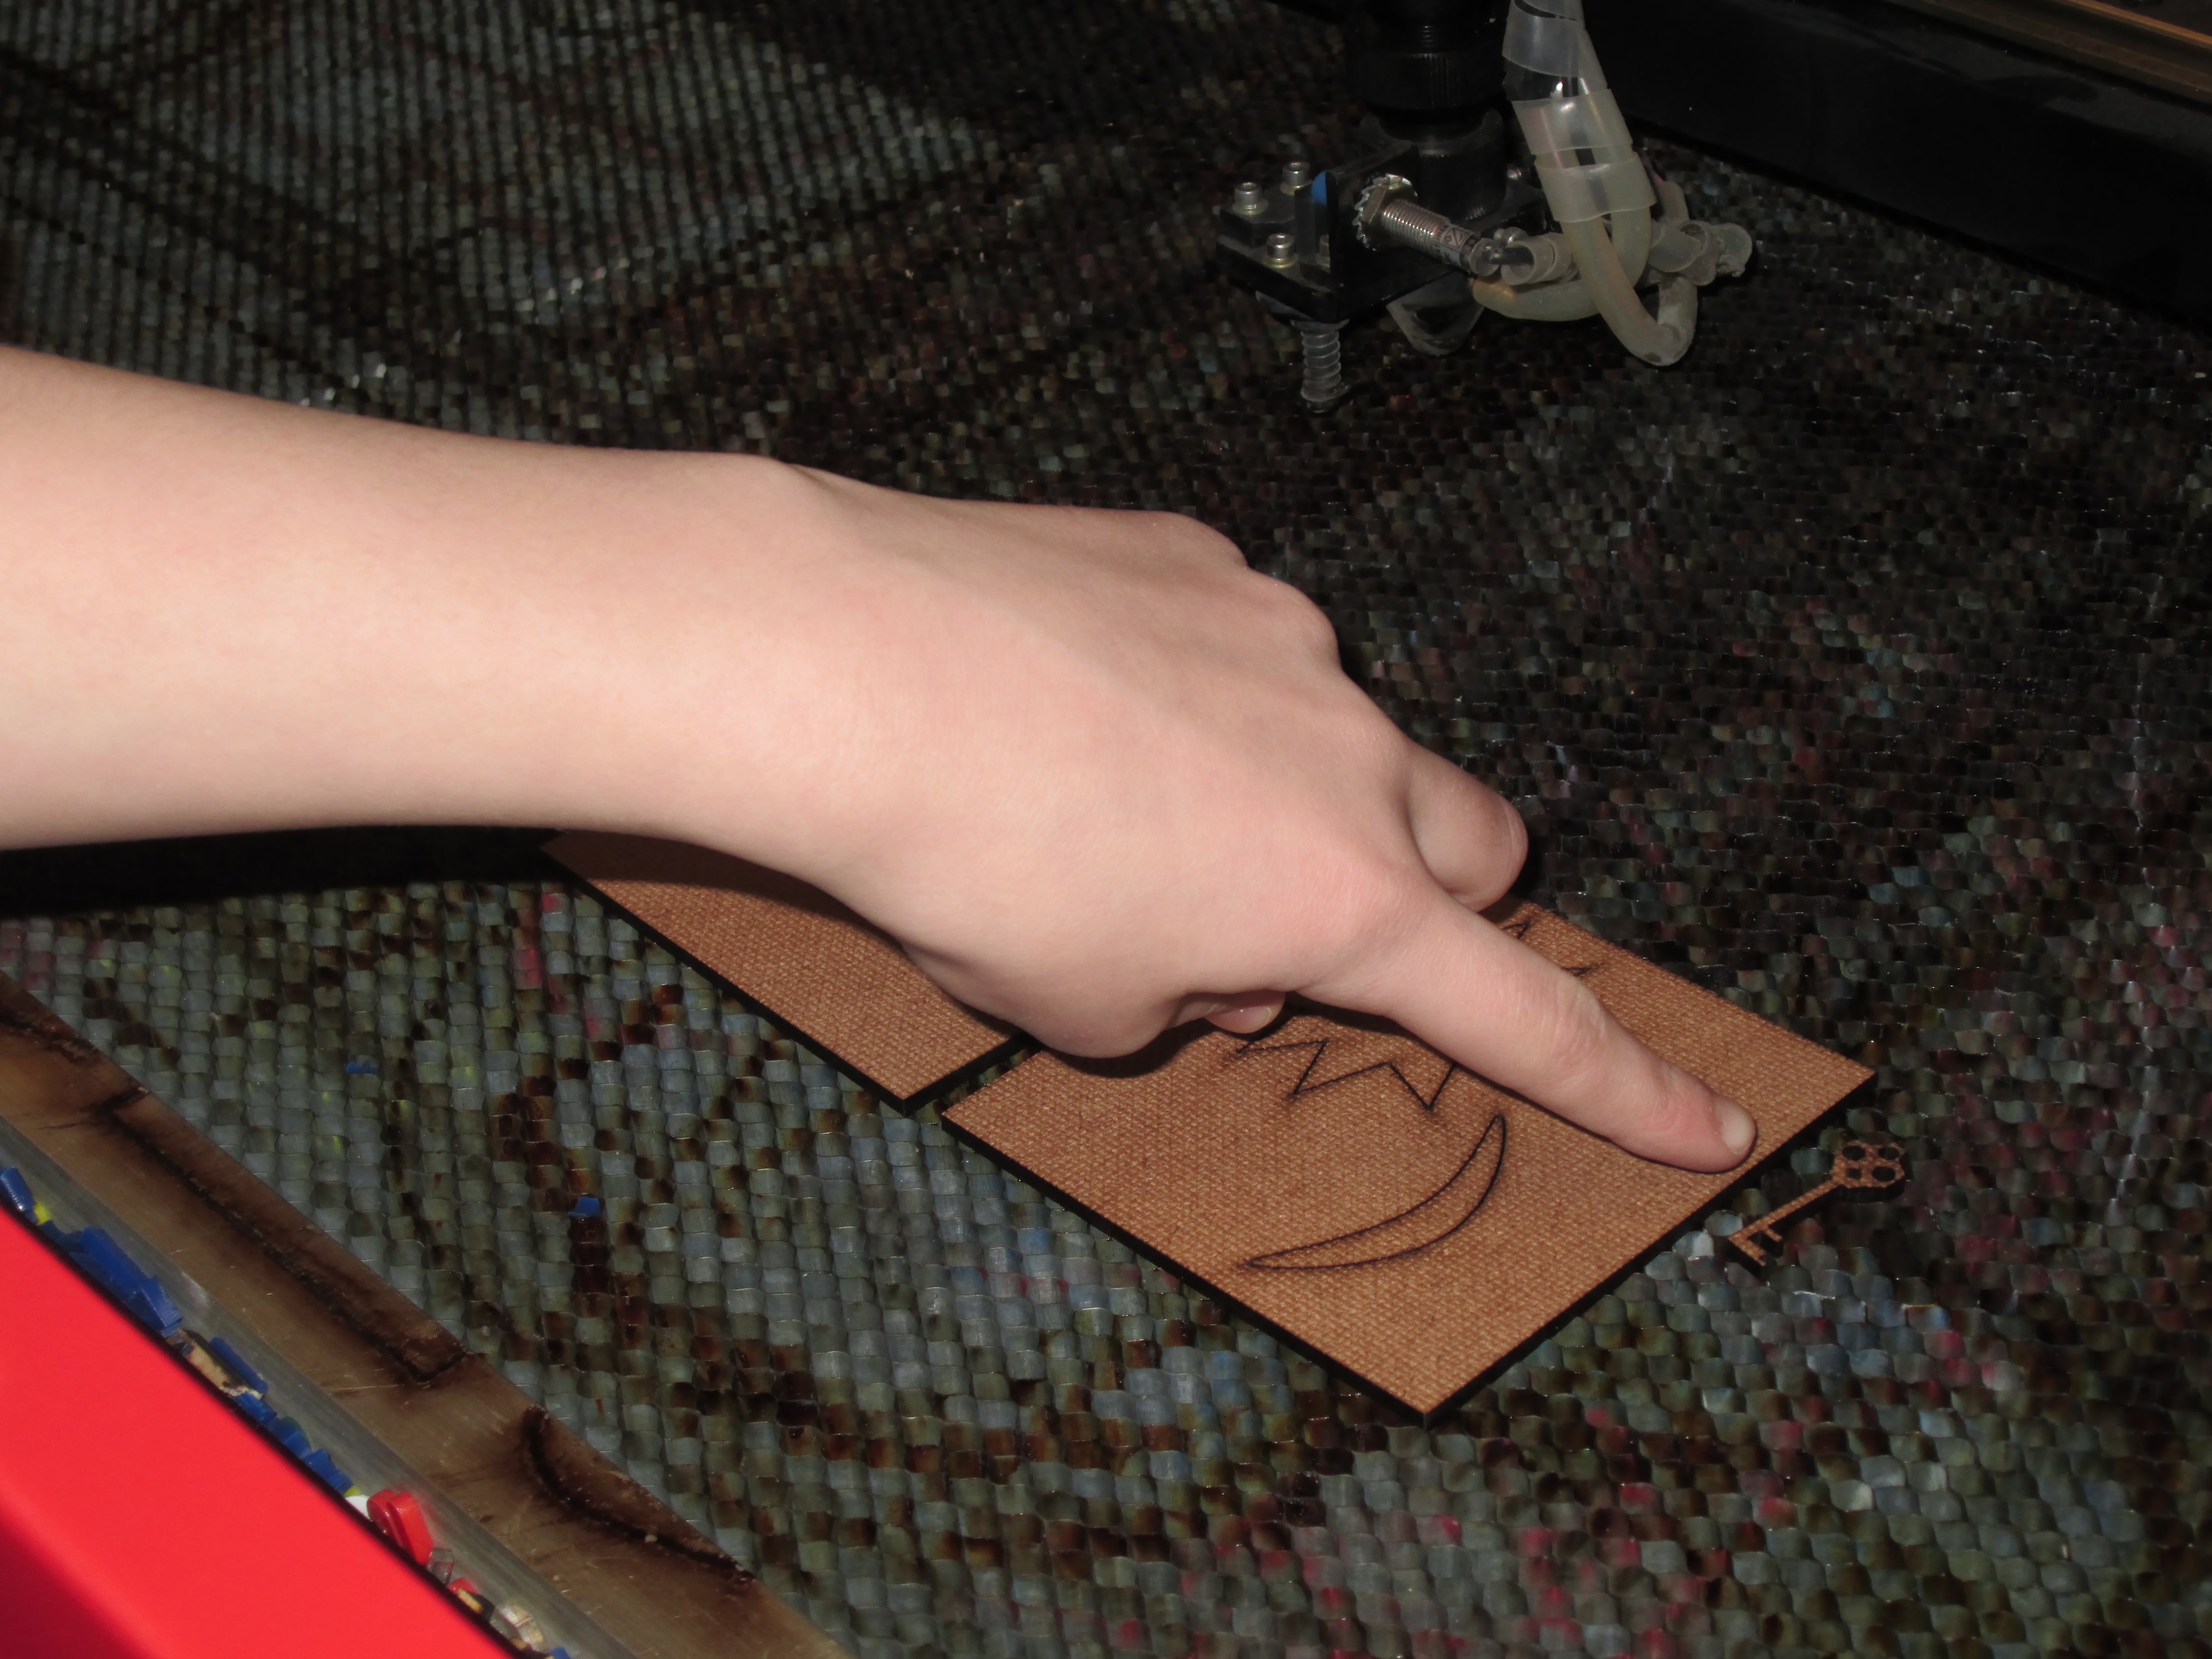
[0,228,19,341]
[1249,0,2212,321]
[1588,0,2212,323]
[0,828,560,918]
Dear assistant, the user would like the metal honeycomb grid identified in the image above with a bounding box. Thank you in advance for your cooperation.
[3,0,2209,1656]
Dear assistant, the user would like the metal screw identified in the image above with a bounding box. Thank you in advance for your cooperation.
[1505,163,1525,182]
[1265,232,1298,270]
[1375,199,1501,276]
[1296,320,1346,409]
[1356,178,1502,278]
[1232,180,1266,218]
[1282,159,1313,192]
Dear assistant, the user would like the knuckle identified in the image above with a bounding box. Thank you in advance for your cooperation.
[1241,573,1341,659]
[1493,794,1531,866]
[1634,1082,1714,1149]
[1286,592,1344,660]
[1159,512,1245,565]
[1348,869,1443,969]
[1042,1011,1168,1059]
[1423,769,1528,904]
[1002,977,1175,1059]
[1280,850,1405,970]
[1636,1083,1716,1159]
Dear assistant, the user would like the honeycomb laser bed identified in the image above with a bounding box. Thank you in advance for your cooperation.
[2,0,2210,1656]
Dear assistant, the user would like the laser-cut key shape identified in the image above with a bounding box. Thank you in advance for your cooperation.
[1725,1138,1906,1266]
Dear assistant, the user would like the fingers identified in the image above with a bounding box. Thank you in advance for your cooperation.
[1405,748,1528,909]
[1358,893,1757,1171]
[1201,996,1285,1034]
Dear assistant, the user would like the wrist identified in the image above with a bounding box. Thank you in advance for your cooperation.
[521,452,914,877]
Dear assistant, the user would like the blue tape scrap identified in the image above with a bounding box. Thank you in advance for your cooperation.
[0,1166,35,1220]
[206,1334,269,1395]
[66,1226,184,1338]
[301,1448,355,1492]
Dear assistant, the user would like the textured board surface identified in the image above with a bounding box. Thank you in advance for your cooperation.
[950,906,1870,1411]
[544,832,1013,1102]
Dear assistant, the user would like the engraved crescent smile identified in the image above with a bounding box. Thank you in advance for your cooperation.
[1244,1113,1508,1272]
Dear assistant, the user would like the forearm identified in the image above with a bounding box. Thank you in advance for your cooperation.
[0,342,1754,1171]
[0,344,837,857]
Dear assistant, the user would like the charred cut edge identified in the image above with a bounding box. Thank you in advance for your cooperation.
[0,974,106,1065]
[523,1405,751,1579]
[99,1086,468,1383]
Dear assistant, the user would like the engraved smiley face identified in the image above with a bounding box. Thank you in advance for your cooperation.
[1228,1014,1513,1273]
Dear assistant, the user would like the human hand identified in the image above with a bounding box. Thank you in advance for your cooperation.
[0,346,1749,1172]
[661,468,1756,1173]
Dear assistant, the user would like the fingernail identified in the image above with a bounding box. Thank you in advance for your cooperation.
[1204,999,1285,1034]
[1716,1096,1757,1162]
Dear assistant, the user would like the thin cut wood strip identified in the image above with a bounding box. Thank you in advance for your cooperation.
[0,975,842,1659]
[948,903,1871,1414]
[543,832,1015,1102]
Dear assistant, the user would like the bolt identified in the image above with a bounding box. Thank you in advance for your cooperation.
[1282,159,1313,192]
[1505,163,1526,182]
[1232,181,1266,218]
[1295,320,1346,410]
[1265,232,1298,270]
[1361,186,1500,278]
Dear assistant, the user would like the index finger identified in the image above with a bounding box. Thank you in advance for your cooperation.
[1336,889,1758,1171]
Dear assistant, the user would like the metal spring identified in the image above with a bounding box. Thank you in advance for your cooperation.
[1296,320,1345,408]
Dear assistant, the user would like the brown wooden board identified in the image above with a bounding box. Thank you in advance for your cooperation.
[543,833,1016,1102]
[947,905,1872,1414]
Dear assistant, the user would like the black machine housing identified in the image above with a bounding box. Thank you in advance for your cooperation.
[1218,0,1549,350]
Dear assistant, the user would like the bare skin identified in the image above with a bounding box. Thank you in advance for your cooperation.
[0,343,1756,1170]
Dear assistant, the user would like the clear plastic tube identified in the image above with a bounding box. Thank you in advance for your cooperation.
[1468,274,1595,321]
[1565,216,1693,363]
[1494,0,1691,364]
[1467,208,1649,323]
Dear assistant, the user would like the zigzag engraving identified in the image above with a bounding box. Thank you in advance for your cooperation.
[1227,1019,1517,1272]
[1233,1024,1457,1112]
